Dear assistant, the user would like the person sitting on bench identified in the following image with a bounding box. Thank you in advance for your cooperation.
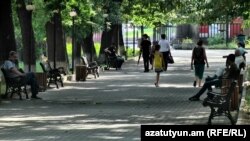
[105,43,124,69]
[189,54,238,101]
[2,51,42,99]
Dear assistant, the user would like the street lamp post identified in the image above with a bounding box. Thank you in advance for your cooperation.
[90,16,93,62]
[26,2,35,72]
[70,9,77,74]
[53,10,59,69]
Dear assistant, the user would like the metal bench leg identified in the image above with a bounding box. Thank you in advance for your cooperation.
[226,110,235,125]
[24,86,29,99]
[207,107,215,125]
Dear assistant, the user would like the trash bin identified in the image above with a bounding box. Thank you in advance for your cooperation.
[75,65,87,81]
[34,72,47,91]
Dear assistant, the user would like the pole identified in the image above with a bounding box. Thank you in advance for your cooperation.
[126,20,128,60]
[53,14,56,69]
[28,11,32,72]
[133,25,135,57]
[90,17,93,62]
[72,16,75,74]
[117,18,119,55]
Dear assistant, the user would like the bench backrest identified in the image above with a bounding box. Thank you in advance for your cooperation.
[81,56,89,66]
[40,62,49,73]
[1,68,9,81]
[1,68,19,85]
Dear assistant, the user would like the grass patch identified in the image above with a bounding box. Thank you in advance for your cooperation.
[244,67,250,114]
[95,42,101,57]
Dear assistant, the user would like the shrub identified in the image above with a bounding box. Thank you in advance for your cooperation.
[207,34,224,45]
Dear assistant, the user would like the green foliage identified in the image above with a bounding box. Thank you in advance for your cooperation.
[207,42,237,49]
[95,42,101,57]
[245,68,250,113]
[121,0,181,27]
[66,42,72,56]
[207,34,224,45]
[182,38,193,44]
[126,48,140,57]
[245,38,250,48]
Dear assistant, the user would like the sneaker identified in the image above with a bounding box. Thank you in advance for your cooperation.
[189,96,200,101]
[31,96,42,99]
[193,81,196,87]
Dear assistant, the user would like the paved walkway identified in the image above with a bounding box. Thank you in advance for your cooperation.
[0,50,249,141]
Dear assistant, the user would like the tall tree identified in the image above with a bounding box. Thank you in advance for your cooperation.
[44,0,68,70]
[16,0,36,71]
[0,0,16,64]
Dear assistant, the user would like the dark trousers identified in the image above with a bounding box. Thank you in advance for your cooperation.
[162,51,170,71]
[194,78,221,98]
[25,72,39,97]
[143,54,149,71]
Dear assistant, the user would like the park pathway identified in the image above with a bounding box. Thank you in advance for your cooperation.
[0,50,248,141]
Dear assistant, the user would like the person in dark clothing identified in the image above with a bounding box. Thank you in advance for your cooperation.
[189,54,238,101]
[105,44,124,69]
[191,39,209,87]
[140,34,151,72]
[105,44,116,57]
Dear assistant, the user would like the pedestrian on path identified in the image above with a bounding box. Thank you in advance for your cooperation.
[191,39,209,87]
[150,40,158,70]
[154,45,164,87]
[158,34,171,71]
[189,54,237,101]
[140,34,151,72]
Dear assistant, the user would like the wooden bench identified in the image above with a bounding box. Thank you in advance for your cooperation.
[40,62,64,89]
[80,56,99,79]
[203,81,237,125]
[220,62,245,110]
[1,68,28,100]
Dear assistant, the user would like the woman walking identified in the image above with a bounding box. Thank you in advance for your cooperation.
[191,39,209,87]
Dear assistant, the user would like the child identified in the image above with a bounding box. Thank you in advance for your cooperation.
[154,44,164,87]
[150,41,158,70]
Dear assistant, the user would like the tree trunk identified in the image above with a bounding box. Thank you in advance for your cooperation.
[0,0,16,64]
[45,13,67,70]
[99,28,113,63]
[16,0,36,72]
[99,23,124,63]
[82,33,96,62]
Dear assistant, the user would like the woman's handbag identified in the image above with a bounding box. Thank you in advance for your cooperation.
[168,54,174,64]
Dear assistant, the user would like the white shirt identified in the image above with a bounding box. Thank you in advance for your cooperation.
[2,60,19,78]
[235,56,245,69]
[158,39,170,52]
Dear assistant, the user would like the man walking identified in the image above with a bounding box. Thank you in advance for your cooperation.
[140,34,151,72]
[158,34,171,71]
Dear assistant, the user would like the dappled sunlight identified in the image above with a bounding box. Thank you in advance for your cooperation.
[0,122,27,127]
[89,135,123,140]
[0,108,23,111]
[107,83,194,88]
[61,86,100,90]
[44,123,139,130]
[120,99,145,102]
[175,115,208,119]
[0,114,88,122]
